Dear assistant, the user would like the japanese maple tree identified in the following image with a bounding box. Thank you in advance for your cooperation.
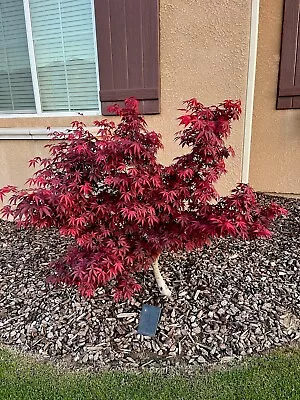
[0,98,286,300]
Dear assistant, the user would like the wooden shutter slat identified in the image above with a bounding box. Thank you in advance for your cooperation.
[139,0,160,114]
[279,87,300,96]
[95,0,113,92]
[292,96,300,107]
[125,0,143,89]
[94,0,160,115]
[142,0,159,91]
[277,97,293,109]
[277,0,300,109]
[109,0,127,89]
[294,25,300,87]
[101,88,159,102]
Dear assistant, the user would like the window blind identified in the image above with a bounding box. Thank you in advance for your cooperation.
[29,0,99,112]
[0,0,36,112]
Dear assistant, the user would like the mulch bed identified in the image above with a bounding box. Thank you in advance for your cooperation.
[0,194,299,371]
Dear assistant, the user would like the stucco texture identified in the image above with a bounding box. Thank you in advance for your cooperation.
[0,0,251,195]
[250,0,300,195]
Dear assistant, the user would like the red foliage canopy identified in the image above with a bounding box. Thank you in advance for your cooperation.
[0,98,286,300]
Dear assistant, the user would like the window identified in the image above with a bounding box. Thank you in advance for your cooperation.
[0,0,99,114]
[277,0,300,109]
[0,0,36,113]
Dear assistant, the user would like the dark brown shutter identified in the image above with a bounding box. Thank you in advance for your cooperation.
[277,0,300,109]
[94,0,160,115]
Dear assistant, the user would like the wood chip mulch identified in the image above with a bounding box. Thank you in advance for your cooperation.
[0,194,299,371]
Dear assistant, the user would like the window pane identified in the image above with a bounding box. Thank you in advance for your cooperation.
[0,0,36,113]
[29,0,99,112]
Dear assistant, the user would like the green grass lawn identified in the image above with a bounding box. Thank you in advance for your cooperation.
[1,346,300,400]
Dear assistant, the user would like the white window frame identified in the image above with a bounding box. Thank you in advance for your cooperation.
[0,0,100,119]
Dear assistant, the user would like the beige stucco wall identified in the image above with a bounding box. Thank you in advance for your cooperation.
[0,0,251,196]
[250,0,300,195]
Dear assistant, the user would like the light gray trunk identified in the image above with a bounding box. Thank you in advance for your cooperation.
[152,255,171,297]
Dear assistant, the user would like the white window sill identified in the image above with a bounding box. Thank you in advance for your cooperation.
[0,110,100,119]
[0,127,96,140]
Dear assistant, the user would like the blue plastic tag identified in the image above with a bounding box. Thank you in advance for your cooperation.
[137,304,161,337]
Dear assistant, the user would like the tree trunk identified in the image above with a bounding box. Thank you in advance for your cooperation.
[152,255,171,297]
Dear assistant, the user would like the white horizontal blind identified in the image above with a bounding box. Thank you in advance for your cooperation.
[0,0,36,112]
[29,0,99,112]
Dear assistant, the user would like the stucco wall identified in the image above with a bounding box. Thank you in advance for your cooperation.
[250,0,300,195]
[0,0,251,196]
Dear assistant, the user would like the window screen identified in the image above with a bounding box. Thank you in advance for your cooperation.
[29,0,99,112]
[0,0,35,112]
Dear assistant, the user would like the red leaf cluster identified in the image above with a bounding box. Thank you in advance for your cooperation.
[0,97,286,300]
